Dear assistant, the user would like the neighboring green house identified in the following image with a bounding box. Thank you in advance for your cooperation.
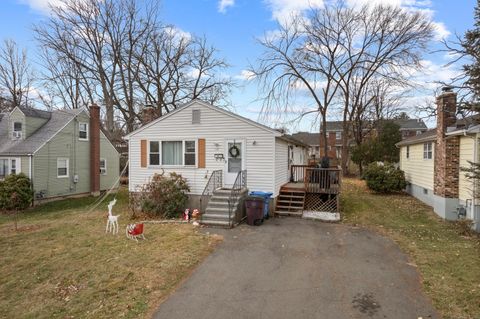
[0,105,120,203]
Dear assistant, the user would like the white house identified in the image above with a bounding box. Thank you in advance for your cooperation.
[125,100,309,224]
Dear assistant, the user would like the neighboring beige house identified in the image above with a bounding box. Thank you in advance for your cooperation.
[0,105,120,203]
[125,100,309,226]
[397,88,480,232]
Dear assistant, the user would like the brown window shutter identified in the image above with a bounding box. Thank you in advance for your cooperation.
[198,139,206,168]
[140,140,147,168]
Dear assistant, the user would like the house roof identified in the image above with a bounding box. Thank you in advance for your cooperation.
[319,118,428,132]
[291,132,321,146]
[393,118,428,131]
[0,108,84,156]
[278,134,310,148]
[18,106,52,119]
[396,129,437,146]
[124,99,283,139]
[396,114,480,147]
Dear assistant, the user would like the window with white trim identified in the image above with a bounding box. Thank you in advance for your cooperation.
[335,131,342,139]
[0,159,8,179]
[149,141,160,165]
[423,142,433,159]
[100,158,107,175]
[57,158,69,178]
[10,159,17,175]
[0,158,21,179]
[12,122,22,138]
[184,141,196,166]
[162,141,183,165]
[149,140,198,166]
[79,122,88,140]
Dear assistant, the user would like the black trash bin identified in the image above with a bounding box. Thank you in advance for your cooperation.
[245,196,264,226]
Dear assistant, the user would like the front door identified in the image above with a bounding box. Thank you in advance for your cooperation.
[224,140,244,187]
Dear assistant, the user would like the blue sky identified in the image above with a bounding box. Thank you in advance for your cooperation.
[0,0,478,131]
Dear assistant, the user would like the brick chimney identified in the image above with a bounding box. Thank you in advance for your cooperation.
[90,104,101,196]
[434,87,459,198]
[141,105,158,124]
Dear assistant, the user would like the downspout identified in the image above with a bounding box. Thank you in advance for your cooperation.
[473,135,478,227]
[28,154,33,206]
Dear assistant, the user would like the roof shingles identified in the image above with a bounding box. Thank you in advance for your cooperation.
[0,108,84,156]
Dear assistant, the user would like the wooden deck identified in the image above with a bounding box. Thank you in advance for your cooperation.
[275,166,341,215]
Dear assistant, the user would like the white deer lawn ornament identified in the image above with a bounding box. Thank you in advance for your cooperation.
[106,198,119,234]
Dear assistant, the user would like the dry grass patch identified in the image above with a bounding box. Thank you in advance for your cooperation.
[340,178,480,319]
[0,188,220,318]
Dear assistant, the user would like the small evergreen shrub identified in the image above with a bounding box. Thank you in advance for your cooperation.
[363,163,407,193]
[0,173,34,212]
[137,172,190,218]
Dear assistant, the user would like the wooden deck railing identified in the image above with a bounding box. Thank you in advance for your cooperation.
[305,168,341,194]
[290,165,341,194]
[290,165,310,182]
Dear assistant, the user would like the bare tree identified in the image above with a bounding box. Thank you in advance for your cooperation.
[251,1,433,173]
[135,30,232,126]
[38,46,94,109]
[0,39,34,110]
[35,0,232,134]
[250,14,343,160]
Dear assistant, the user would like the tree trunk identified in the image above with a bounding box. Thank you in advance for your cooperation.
[321,112,328,162]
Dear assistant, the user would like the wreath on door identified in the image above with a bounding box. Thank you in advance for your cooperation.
[229,145,240,158]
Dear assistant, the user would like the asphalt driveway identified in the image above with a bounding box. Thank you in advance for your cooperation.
[153,218,438,319]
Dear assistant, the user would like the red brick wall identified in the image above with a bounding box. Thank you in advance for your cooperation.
[319,132,340,159]
[90,104,101,196]
[434,91,459,198]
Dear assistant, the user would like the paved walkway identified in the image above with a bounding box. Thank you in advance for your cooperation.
[153,218,438,319]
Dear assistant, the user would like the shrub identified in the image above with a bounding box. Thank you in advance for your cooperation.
[363,163,407,193]
[0,173,34,212]
[136,172,190,218]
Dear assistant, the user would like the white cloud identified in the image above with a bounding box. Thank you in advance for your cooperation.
[164,26,192,42]
[218,0,235,13]
[18,0,64,13]
[432,21,450,41]
[264,0,324,24]
[235,70,256,81]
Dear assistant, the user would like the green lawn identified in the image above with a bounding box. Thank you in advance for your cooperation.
[341,178,480,319]
[0,188,220,318]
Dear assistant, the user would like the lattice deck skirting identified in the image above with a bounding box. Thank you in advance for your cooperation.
[304,194,338,212]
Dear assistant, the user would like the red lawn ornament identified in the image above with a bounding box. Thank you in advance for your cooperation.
[126,223,146,242]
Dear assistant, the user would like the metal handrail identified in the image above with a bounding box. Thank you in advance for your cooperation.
[227,170,247,227]
[200,170,223,217]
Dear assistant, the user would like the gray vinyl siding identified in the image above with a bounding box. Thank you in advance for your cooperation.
[32,110,119,198]
[26,116,48,138]
[20,156,30,177]
[100,132,120,190]
[128,102,277,195]
[274,138,289,196]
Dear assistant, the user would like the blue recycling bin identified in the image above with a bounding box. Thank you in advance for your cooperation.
[249,191,273,219]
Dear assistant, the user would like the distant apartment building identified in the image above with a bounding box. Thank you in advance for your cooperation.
[292,118,428,160]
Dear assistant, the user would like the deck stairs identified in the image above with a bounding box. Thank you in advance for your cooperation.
[201,188,248,228]
[274,185,305,217]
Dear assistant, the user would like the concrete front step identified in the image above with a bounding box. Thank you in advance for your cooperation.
[199,219,232,227]
[202,213,232,221]
[207,199,241,207]
[201,187,247,228]
[213,188,248,196]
